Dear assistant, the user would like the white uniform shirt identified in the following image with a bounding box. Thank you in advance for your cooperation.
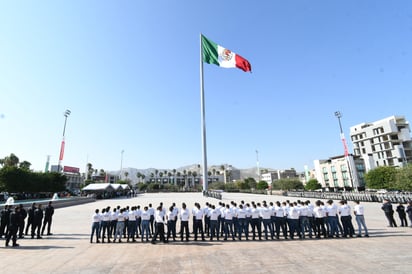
[92,213,101,223]
[224,208,234,220]
[288,207,300,219]
[326,204,338,216]
[354,204,365,215]
[260,207,272,220]
[274,206,285,217]
[339,204,351,216]
[210,208,220,221]
[141,210,150,221]
[180,208,190,221]
[313,206,324,218]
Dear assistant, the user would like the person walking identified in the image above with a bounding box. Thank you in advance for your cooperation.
[381,199,397,227]
[353,200,369,237]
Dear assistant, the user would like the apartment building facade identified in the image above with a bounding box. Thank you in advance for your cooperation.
[350,115,412,170]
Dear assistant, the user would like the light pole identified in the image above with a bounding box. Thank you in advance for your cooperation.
[120,149,124,179]
[57,109,71,172]
[334,111,356,189]
[256,149,260,182]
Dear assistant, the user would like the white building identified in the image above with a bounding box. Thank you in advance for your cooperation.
[314,155,366,190]
[350,115,412,170]
[261,169,298,185]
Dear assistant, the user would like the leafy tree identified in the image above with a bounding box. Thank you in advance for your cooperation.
[0,153,20,168]
[395,164,412,191]
[256,181,268,190]
[272,178,304,190]
[364,166,397,189]
[305,179,322,191]
[19,161,32,170]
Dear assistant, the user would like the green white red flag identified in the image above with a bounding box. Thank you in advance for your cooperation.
[201,35,251,72]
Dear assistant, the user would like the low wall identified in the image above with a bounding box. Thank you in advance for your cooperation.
[285,191,412,203]
[0,196,96,210]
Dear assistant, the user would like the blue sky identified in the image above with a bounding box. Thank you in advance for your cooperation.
[1,1,411,173]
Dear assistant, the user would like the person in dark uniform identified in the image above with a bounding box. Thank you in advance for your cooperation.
[41,201,54,235]
[5,206,19,247]
[18,204,27,238]
[381,199,397,227]
[396,203,408,227]
[25,203,36,236]
[32,204,43,239]
[0,205,10,238]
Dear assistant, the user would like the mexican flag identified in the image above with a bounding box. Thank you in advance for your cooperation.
[201,35,251,72]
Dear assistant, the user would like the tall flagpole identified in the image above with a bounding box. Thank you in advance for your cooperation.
[200,34,208,192]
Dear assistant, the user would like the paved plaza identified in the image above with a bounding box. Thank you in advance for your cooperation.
[1,192,411,274]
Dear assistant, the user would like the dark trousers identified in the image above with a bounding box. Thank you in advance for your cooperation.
[166,220,176,241]
[101,221,110,242]
[314,218,326,238]
[18,221,25,238]
[237,218,248,240]
[398,214,408,227]
[194,220,205,240]
[209,220,219,240]
[288,219,299,239]
[274,217,287,239]
[340,216,352,237]
[385,212,397,227]
[262,219,274,239]
[152,222,166,243]
[25,219,32,235]
[32,222,41,238]
[41,217,52,235]
[250,218,261,240]
[5,226,18,246]
[127,220,136,241]
[180,221,190,241]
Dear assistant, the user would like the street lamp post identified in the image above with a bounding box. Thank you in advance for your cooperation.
[120,149,124,179]
[57,109,71,172]
[334,111,356,189]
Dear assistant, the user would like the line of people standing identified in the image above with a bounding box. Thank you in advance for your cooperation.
[1,201,55,247]
[90,199,370,244]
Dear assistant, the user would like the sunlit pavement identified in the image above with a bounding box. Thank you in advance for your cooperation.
[0,192,411,274]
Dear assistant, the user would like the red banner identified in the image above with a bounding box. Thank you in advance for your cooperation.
[63,166,80,173]
[59,140,65,161]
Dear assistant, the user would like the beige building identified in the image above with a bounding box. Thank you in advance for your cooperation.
[350,115,412,170]
[314,155,365,190]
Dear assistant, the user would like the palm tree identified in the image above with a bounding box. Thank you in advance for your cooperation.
[176,171,181,186]
[150,172,154,183]
[124,171,129,183]
[141,174,146,183]
[159,172,164,184]
[155,169,159,183]
[137,172,142,183]
[167,172,172,184]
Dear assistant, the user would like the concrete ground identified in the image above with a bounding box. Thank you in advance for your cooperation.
[0,192,411,274]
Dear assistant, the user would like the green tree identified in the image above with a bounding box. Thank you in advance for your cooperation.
[395,164,412,191]
[256,181,268,190]
[364,166,397,189]
[272,178,304,190]
[304,179,322,191]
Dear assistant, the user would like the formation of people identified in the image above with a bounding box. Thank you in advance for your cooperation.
[381,199,412,228]
[90,199,373,244]
[0,201,55,247]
